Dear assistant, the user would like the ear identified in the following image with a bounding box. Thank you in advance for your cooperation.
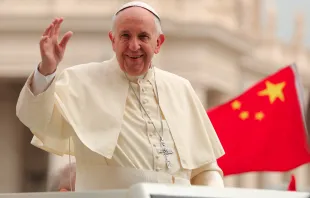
[109,31,116,51]
[154,34,165,54]
[108,31,114,42]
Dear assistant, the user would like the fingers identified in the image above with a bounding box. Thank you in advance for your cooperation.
[59,31,73,49]
[42,18,59,37]
[43,24,53,36]
[40,17,70,55]
[42,17,65,43]
[49,23,55,38]
[54,17,64,40]
[48,18,63,39]
[40,35,49,43]
[39,35,49,47]
[39,35,49,55]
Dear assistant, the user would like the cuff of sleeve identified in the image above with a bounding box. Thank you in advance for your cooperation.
[31,64,56,95]
[34,65,56,82]
[191,161,223,179]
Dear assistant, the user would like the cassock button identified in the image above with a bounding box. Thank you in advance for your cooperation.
[142,88,146,93]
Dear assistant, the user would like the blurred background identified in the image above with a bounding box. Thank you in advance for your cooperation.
[0,0,310,193]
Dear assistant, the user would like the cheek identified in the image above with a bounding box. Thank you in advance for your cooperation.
[142,43,156,55]
[114,40,126,52]
[112,39,119,51]
[111,42,116,51]
[115,45,125,56]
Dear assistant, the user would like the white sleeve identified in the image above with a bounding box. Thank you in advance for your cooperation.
[191,161,224,187]
[31,67,56,96]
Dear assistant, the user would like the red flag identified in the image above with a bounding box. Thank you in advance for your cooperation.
[287,174,296,191]
[207,64,310,176]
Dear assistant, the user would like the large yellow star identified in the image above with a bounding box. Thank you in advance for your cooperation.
[231,100,241,110]
[257,81,286,104]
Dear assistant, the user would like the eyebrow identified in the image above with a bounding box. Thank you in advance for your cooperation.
[119,30,130,35]
[139,31,151,36]
[118,30,151,36]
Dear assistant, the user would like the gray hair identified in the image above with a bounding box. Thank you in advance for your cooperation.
[111,12,163,35]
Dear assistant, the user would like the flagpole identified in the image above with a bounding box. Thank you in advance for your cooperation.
[290,63,310,150]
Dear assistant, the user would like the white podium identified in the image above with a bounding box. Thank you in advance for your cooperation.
[129,183,309,198]
[0,183,309,198]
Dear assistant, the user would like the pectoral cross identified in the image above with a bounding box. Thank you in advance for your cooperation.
[158,137,173,169]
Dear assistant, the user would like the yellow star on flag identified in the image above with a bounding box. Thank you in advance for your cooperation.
[257,81,286,104]
[231,100,241,110]
[255,111,264,120]
[239,111,249,120]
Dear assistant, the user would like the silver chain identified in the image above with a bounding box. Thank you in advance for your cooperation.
[124,67,164,139]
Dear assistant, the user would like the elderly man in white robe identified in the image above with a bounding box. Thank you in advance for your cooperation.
[16,1,225,191]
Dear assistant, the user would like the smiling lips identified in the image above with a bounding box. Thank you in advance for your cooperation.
[127,55,144,59]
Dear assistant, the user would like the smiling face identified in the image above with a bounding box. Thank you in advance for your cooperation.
[109,7,165,76]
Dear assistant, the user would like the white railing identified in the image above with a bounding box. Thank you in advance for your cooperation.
[0,183,308,198]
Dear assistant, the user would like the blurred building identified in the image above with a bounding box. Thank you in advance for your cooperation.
[0,0,309,193]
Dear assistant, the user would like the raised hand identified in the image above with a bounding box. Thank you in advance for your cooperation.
[39,18,73,76]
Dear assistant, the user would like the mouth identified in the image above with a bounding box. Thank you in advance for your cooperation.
[127,55,144,59]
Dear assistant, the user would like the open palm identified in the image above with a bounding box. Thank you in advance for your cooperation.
[39,18,73,75]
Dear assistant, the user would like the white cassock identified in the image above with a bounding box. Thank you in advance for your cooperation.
[16,55,225,191]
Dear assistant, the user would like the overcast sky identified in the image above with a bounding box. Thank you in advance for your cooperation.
[262,0,310,47]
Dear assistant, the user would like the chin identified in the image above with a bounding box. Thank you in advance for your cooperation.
[125,66,148,76]
[126,70,145,76]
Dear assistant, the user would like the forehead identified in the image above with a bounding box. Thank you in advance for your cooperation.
[114,7,156,32]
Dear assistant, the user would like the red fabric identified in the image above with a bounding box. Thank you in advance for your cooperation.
[207,65,310,176]
[287,174,296,191]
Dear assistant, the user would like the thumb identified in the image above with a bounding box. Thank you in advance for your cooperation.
[59,31,73,49]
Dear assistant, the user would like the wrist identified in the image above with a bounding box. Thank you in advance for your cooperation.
[38,62,56,76]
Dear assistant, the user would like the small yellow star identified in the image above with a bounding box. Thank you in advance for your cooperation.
[255,111,264,120]
[231,100,241,110]
[239,111,249,120]
[258,81,286,104]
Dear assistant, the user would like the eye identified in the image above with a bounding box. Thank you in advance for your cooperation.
[139,35,149,40]
[121,33,130,38]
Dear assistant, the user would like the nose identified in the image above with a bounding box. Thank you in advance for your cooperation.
[128,37,140,51]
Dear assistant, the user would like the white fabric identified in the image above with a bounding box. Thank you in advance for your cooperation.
[31,65,224,189]
[75,165,190,191]
[32,67,56,95]
[115,1,160,20]
[17,57,225,189]
[19,56,224,168]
